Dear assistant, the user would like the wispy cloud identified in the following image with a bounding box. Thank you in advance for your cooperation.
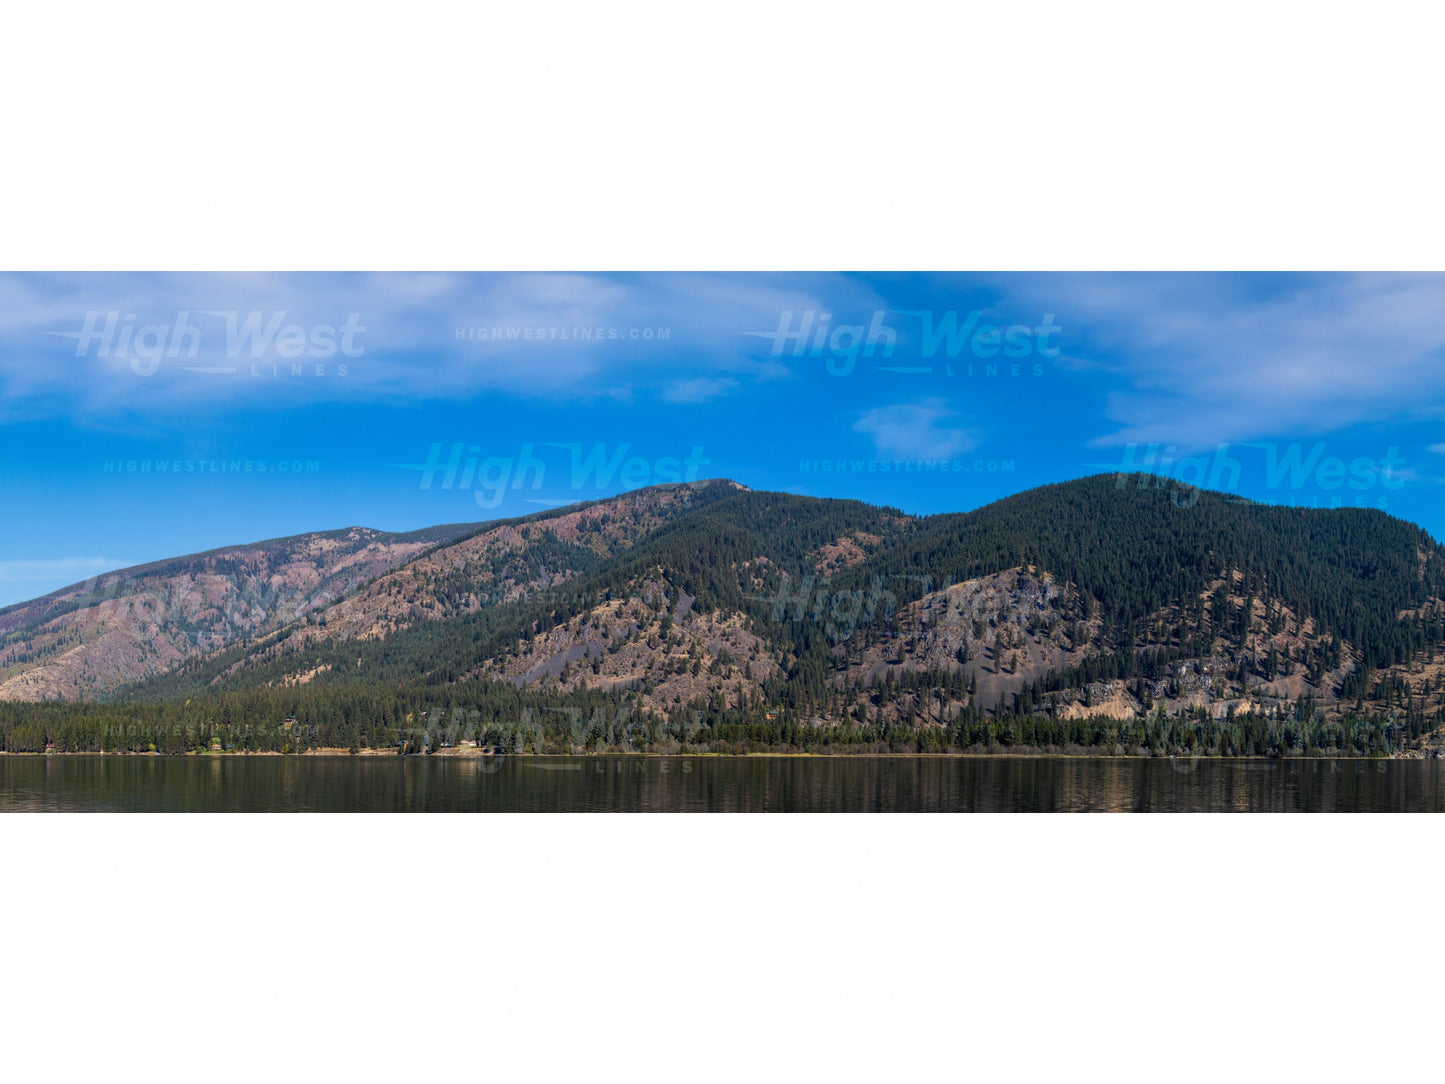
[0,557,128,583]
[1,271,883,422]
[990,272,1445,449]
[662,376,737,403]
[0,557,131,608]
[853,399,977,460]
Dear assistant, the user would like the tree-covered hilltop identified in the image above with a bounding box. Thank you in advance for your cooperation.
[5,473,1445,757]
[702,477,1445,720]
[817,474,1445,670]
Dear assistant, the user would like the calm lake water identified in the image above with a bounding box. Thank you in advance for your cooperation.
[3,754,1445,811]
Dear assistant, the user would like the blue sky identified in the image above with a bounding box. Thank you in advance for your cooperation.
[2,271,1444,607]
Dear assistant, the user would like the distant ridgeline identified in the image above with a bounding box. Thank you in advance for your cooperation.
[4,475,1445,757]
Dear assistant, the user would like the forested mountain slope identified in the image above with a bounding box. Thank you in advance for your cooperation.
[6,474,1445,758]
[119,481,910,699]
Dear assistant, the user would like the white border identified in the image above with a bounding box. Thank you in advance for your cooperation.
[2,814,1438,1082]
[4,2,1442,271]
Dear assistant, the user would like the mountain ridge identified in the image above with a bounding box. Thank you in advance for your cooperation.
[6,473,1445,758]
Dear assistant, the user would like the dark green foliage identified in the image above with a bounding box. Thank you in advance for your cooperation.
[823,474,1445,671]
[6,474,1445,758]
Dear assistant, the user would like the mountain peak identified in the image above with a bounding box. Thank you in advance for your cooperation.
[7,478,1445,762]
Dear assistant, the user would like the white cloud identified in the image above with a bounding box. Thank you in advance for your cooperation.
[853,399,977,460]
[0,271,885,421]
[661,376,737,403]
[1429,443,1445,455]
[20,271,1440,450]
[990,272,1445,449]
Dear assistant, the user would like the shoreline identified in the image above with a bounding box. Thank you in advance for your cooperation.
[0,749,1408,761]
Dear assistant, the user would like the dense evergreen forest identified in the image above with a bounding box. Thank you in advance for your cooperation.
[0,678,1434,757]
[4,474,1445,757]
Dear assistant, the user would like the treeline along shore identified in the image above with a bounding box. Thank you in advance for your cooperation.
[0,683,1433,758]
